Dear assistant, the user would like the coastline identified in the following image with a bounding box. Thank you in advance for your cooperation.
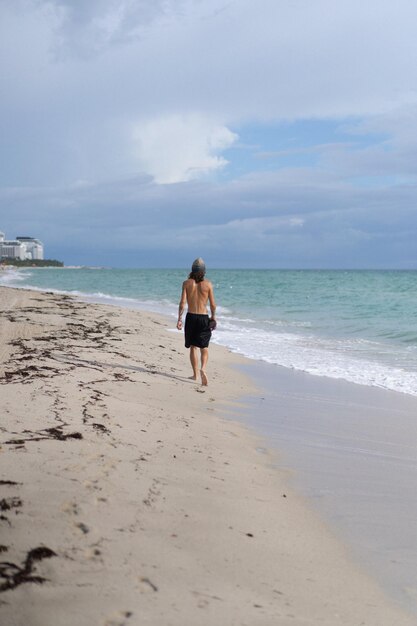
[3,266,417,399]
[0,286,414,625]
[239,361,417,616]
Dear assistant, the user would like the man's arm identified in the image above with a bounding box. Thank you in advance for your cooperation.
[177,282,187,330]
[208,283,216,320]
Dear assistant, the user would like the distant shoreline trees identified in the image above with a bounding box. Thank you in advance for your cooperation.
[0,258,64,268]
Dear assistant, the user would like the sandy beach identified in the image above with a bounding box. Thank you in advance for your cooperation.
[0,286,414,626]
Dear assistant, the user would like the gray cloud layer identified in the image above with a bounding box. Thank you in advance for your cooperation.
[1,0,417,267]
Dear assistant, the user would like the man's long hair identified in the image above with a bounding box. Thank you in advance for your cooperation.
[189,270,205,283]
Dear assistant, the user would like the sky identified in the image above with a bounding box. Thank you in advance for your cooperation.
[1,0,417,268]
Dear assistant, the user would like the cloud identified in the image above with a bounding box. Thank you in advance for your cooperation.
[132,114,238,183]
[49,0,193,58]
[2,0,417,186]
[2,165,416,268]
[308,106,417,181]
[1,0,417,267]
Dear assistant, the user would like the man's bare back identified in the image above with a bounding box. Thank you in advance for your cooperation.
[177,258,216,386]
[182,278,215,315]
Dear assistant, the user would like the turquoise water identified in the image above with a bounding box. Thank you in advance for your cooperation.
[2,267,417,395]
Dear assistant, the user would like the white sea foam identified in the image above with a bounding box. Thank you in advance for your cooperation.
[84,293,179,317]
[39,289,180,318]
[0,269,28,284]
[212,322,417,397]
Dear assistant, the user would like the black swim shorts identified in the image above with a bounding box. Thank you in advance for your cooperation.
[184,313,212,349]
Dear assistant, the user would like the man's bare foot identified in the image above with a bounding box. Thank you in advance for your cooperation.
[200,369,208,386]
[188,375,197,381]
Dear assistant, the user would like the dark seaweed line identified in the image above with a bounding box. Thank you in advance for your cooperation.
[0,547,57,592]
[5,427,83,445]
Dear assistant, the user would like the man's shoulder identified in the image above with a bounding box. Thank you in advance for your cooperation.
[183,278,212,290]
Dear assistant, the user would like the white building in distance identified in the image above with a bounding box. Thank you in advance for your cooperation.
[0,231,44,260]
[16,236,44,260]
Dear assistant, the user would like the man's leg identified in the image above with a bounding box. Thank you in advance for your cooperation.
[189,346,199,380]
[200,347,209,386]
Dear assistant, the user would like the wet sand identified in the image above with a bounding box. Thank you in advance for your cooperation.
[240,362,417,615]
[0,286,414,625]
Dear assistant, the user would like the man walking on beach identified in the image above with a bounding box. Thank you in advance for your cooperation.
[177,258,216,386]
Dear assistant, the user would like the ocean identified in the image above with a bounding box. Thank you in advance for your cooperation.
[2,267,416,397]
[3,267,417,613]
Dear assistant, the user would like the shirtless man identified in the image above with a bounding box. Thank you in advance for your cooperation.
[177,258,216,386]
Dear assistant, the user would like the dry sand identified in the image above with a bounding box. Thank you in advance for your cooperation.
[0,286,414,626]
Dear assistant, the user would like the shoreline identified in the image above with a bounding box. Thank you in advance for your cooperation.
[238,361,417,616]
[0,285,415,625]
[2,266,417,399]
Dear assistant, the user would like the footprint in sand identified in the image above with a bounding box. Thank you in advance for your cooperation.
[74,521,90,534]
[84,546,102,560]
[137,576,158,593]
[103,611,133,626]
[61,501,79,515]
